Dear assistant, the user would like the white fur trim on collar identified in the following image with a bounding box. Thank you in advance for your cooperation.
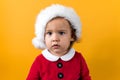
[42,48,75,62]
[32,4,81,49]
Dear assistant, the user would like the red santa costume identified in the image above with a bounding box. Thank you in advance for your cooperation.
[26,48,91,80]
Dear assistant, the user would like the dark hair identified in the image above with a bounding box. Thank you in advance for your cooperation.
[68,22,77,49]
[67,20,77,41]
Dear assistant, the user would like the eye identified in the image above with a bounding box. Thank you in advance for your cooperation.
[59,32,65,35]
[46,32,52,35]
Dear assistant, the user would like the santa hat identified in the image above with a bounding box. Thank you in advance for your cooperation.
[32,4,81,49]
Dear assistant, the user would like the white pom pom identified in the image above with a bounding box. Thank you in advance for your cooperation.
[32,37,46,50]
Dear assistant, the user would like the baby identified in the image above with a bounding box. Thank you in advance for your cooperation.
[26,4,91,80]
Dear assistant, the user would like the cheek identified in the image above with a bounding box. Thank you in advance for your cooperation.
[44,37,50,44]
[61,37,71,44]
[45,36,52,43]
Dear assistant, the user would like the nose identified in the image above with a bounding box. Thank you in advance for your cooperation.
[52,33,60,42]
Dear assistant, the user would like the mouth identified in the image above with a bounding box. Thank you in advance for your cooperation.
[52,44,60,49]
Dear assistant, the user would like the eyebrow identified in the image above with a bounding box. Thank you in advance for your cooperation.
[45,29,67,32]
[58,30,67,32]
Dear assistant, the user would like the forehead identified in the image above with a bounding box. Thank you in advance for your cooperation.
[46,17,71,30]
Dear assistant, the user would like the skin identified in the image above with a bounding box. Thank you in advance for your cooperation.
[44,18,74,57]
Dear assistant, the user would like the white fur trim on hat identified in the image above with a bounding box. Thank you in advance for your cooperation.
[32,4,82,49]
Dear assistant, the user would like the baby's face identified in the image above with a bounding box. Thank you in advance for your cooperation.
[44,18,74,57]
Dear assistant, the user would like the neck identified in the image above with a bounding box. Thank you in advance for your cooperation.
[48,50,68,57]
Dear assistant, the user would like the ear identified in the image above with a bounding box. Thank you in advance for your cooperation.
[70,38,74,41]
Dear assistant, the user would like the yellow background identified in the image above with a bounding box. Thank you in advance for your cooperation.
[0,0,120,80]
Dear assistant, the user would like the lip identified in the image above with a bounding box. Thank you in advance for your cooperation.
[52,44,60,49]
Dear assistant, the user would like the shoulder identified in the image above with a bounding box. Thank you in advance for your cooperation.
[74,51,87,62]
[34,53,51,64]
[75,51,84,58]
[34,53,45,62]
